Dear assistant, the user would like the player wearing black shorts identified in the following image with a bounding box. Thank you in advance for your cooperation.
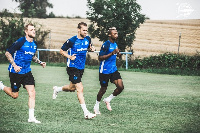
[9,72,35,92]
[93,27,124,114]
[67,67,84,84]
[52,22,96,119]
[0,23,46,123]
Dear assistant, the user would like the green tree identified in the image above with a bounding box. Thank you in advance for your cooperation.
[0,10,50,61]
[87,0,146,51]
[13,0,53,18]
[0,10,24,57]
[47,12,56,18]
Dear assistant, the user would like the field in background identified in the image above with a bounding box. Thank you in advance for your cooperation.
[0,64,200,133]
[29,18,200,58]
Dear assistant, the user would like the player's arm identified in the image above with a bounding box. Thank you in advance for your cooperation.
[5,51,21,73]
[32,55,46,68]
[60,39,76,60]
[60,49,76,60]
[88,43,96,52]
[98,48,119,61]
[117,49,122,58]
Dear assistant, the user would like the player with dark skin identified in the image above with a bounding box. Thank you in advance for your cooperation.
[93,27,124,114]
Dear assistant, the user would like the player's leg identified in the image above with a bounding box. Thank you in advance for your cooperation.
[113,78,124,96]
[2,86,19,99]
[63,83,76,91]
[0,72,21,99]
[104,79,124,103]
[75,82,85,104]
[94,73,109,114]
[26,85,40,123]
[93,86,107,114]
[26,85,35,112]
[97,86,107,101]
[75,82,96,119]
[53,82,76,99]
[103,71,124,111]
[24,72,40,123]
[55,82,76,92]
[53,67,77,99]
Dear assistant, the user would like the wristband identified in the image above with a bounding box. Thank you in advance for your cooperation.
[39,61,42,64]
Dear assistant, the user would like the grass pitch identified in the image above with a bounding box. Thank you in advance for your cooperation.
[0,64,200,133]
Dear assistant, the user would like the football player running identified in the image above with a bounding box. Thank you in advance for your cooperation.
[0,23,46,123]
[52,22,96,119]
[93,27,124,115]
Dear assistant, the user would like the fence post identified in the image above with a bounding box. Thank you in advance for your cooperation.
[178,32,181,54]
[37,51,40,60]
[126,53,128,69]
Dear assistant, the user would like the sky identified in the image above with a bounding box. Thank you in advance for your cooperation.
[0,0,199,20]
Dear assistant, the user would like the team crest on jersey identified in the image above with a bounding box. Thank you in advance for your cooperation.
[85,41,88,45]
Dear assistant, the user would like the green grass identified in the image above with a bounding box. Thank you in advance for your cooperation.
[0,64,200,133]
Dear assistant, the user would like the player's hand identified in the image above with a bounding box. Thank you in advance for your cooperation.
[13,65,22,73]
[69,54,76,60]
[117,49,122,58]
[40,62,46,68]
[89,45,96,52]
[112,48,120,55]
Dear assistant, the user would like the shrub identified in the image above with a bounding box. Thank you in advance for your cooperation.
[0,10,50,62]
[129,52,200,70]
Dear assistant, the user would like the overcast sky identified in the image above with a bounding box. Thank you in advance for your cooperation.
[0,0,199,20]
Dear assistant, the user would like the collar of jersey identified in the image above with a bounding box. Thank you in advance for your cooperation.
[25,36,34,43]
[76,35,86,40]
[108,40,115,44]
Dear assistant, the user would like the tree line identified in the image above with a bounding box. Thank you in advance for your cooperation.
[0,0,145,60]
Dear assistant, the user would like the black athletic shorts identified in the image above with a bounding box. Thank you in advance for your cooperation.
[67,67,84,84]
[99,70,122,87]
[9,71,35,92]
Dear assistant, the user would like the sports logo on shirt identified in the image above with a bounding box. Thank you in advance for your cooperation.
[25,51,35,55]
[77,48,88,52]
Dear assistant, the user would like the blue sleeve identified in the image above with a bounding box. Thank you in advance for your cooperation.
[7,37,26,55]
[99,41,110,56]
[61,37,76,51]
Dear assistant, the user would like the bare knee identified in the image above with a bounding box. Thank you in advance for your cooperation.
[97,87,107,96]
[12,93,19,99]
[29,89,36,99]
[70,87,76,92]
[76,87,83,93]
[119,85,124,91]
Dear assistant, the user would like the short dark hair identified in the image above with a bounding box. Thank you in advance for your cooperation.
[24,23,34,31]
[77,22,87,29]
[108,27,117,35]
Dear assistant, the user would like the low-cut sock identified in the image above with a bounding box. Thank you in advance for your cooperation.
[56,86,63,92]
[105,94,115,102]
[94,100,100,109]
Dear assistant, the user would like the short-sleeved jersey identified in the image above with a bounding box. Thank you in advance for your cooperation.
[7,37,37,74]
[61,35,91,70]
[99,40,118,74]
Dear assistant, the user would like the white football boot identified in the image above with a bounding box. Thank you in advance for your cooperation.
[84,112,96,119]
[0,81,5,90]
[103,98,112,111]
[28,117,41,123]
[94,105,101,115]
